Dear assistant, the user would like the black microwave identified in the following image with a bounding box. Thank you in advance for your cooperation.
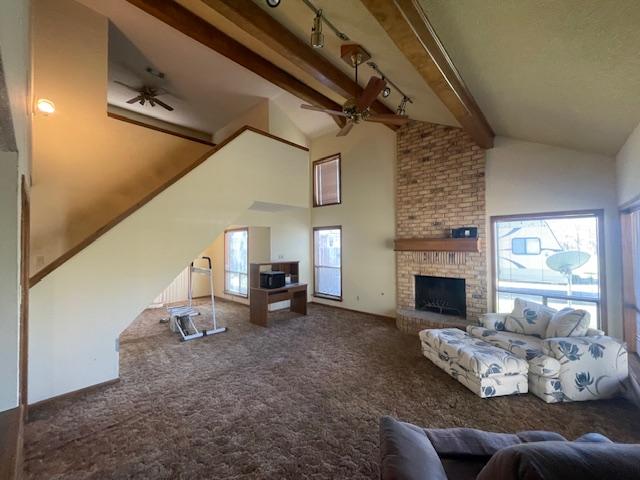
[260,271,286,289]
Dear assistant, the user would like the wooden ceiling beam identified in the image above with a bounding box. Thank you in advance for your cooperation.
[361,0,494,148]
[125,0,345,127]
[200,0,397,127]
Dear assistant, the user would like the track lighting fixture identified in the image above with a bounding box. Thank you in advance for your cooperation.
[310,10,324,48]
[266,0,281,7]
[397,97,410,116]
[302,0,350,41]
[382,87,391,98]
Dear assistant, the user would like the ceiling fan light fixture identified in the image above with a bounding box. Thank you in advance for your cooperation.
[310,10,324,48]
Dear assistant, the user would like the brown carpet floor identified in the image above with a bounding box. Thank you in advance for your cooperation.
[24,301,640,479]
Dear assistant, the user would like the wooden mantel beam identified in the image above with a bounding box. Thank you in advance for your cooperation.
[200,0,397,127]
[125,0,344,127]
[361,0,494,148]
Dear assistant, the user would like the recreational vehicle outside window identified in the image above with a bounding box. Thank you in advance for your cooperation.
[313,226,342,300]
[492,211,604,330]
[224,228,248,297]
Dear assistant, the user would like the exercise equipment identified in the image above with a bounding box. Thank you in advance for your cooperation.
[166,256,226,341]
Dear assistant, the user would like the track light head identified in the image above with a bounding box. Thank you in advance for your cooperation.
[397,96,409,116]
[382,86,391,98]
[311,10,324,48]
[266,0,280,7]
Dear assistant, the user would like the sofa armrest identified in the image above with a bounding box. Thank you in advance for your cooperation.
[380,416,448,480]
[542,336,628,401]
[479,313,507,331]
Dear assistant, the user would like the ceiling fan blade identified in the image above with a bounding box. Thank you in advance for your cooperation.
[366,114,410,126]
[114,80,141,93]
[336,121,354,137]
[301,104,347,117]
[153,98,174,111]
[356,76,387,112]
[148,97,156,107]
[139,98,146,106]
[126,95,143,104]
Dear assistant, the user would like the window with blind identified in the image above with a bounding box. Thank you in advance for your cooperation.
[313,226,342,300]
[313,154,341,207]
[224,228,248,297]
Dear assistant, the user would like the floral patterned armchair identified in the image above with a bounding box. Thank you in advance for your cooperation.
[467,299,629,403]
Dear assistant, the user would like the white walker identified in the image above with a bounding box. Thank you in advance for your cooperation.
[167,256,226,341]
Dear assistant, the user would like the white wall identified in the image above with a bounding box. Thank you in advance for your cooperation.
[0,152,20,412]
[29,130,309,403]
[0,0,30,412]
[486,136,623,338]
[616,121,640,207]
[269,101,309,148]
[213,100,269,144]
[310,123,396,317]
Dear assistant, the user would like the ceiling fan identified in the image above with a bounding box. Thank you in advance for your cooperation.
[301,75,409,136]
[114,80,174,111]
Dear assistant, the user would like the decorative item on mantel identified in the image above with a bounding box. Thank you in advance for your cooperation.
[395,225,480,252]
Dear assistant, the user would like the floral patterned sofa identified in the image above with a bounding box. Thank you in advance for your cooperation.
[467,298,628,403]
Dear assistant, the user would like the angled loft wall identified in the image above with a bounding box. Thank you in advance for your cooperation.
[30,0,212,274]
[29,129,309,403]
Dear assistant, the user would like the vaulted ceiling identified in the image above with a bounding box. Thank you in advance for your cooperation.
[81,0,639,154]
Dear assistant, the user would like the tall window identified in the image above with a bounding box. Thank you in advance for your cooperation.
[313,154,341,207]
[225,228,248,297]
[492,211,604,329]
[313,226,342,300]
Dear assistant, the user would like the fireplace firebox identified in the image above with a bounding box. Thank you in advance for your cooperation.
[415,275,466,318]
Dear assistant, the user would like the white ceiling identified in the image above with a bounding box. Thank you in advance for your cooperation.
[79,0,336,137]
[79,0,640,154]
[420,0,640,155]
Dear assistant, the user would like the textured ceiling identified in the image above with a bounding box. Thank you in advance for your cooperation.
[420,0,640,155]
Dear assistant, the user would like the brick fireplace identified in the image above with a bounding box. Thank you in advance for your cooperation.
[395,121,488,334]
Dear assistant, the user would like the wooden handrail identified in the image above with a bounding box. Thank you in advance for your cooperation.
[29,126,308,287]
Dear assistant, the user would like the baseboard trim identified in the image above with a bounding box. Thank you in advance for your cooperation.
[309,301,395,323]
[29,378,120,412]
[0,405,24,480]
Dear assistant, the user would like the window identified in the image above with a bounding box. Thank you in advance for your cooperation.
[512,237,541,255]
[621,206,640,353]
[225,228,248,297]
[313,154,341,207]
[492,211,604,329]
[313,226,342,300]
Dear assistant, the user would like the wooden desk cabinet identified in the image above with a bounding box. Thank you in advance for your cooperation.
[249,261,307,327]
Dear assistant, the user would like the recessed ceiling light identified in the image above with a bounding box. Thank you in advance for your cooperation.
[266,0,280,7]
[382,87,391,98]
[36,98,55,114]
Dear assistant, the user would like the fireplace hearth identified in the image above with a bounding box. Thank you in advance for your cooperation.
[415,275,466,318]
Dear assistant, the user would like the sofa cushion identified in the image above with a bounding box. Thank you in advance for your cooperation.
[546,307,590,338]
[476,441,640,480]
[467,326,544,361]
[504,298,555,338]
[421,328,528,377]
[479,313,507,331]
[379,416,448,480]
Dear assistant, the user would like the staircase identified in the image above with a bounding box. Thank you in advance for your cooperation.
[28,127,309,403]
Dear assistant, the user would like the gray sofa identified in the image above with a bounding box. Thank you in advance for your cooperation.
[379,416,640,479]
